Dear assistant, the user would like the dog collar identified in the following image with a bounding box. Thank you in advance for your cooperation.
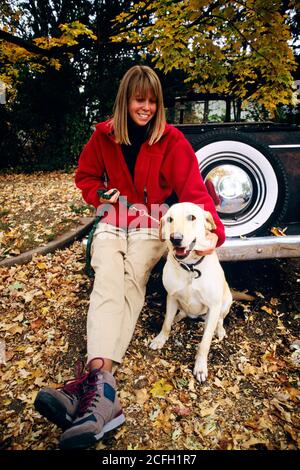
[178,256,205,279]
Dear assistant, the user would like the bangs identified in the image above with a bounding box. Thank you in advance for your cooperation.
[128,73,158,100]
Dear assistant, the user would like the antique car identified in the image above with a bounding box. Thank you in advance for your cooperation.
[172,94,300,260]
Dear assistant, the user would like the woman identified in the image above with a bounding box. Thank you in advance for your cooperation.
[34,65,225,449]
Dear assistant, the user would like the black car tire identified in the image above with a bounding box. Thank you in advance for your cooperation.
[190,130,289,237]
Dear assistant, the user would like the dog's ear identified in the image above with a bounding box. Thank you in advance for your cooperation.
[159,216,166,241]
[204,211,217,231]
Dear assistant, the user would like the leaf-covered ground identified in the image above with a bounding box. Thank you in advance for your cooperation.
[0,172,299,450]
[0,243,299,450]
[0,172,94,261]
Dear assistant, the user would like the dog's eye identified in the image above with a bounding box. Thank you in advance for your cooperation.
[166,216,173,223]
[187,214,196,221]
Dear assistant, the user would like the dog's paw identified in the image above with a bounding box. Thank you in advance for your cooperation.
[216,326,227,341]
[193,358,208,383]
[149,333,167,350]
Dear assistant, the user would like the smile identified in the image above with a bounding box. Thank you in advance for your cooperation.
[173,239,196,259]
[137,112,150,117]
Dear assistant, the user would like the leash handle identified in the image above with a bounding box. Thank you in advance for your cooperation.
[97,189,118,200]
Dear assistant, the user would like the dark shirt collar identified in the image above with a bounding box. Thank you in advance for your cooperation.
[127,115,150,144]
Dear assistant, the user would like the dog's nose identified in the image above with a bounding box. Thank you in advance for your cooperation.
[170,232,183,246]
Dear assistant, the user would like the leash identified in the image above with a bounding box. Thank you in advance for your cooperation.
[119,196,160,224]
[85,190,159,277]
[85,211,105,277]
[178,256,205,279]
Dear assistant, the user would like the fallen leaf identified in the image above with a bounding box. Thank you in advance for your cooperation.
[271,400,293,423]
[30,319,44,331]
[213,377,225,389]
[19,369,30,379]
[7,324,23,335]
[135,388,149,405]
[8,281,23,291]
[153,410,173,431]
[284,425,300,446]
[172,427,182,441]
[203,419,217,435]
[172,406,191,416]
[199,403,219,418]
[243,363,258,375]
[228,384,240,395]
[271,226,287,237]
[285,387,300,401]
[114,426,127,441]
[21,291,36,303]
[261,306,273,315]
[150,379,173,398]
[188,377,196,392]
[36,262,47,270]
[13,313,24,322]
[34,377,45,387]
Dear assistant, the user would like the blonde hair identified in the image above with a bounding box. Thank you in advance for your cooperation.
[112,65,166,145]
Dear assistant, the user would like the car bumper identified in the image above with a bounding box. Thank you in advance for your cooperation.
[217,235,300,261]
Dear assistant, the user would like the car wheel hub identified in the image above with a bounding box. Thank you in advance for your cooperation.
[205,164,253,215]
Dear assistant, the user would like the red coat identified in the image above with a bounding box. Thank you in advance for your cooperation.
[75,120,225,246]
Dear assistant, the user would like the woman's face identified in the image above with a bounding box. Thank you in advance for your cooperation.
[128,90,157,127]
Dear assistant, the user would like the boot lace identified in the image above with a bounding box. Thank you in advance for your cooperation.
[77,368,103,416]
[61,361,89,398]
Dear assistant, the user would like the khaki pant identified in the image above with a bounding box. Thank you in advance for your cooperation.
[87,223,166,364]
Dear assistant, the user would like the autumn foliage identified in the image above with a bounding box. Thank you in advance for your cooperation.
[0,0,96,97]
[112,0,298,113]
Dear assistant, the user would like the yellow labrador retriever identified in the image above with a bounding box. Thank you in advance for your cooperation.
[150,202,232,383]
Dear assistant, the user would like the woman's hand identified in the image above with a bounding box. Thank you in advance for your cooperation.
[195,232,218,256]
[99,188,120,204]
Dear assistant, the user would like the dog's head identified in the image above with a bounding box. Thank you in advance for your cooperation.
[160,202,216,260]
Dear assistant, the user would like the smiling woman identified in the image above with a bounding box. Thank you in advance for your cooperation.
[34,64,226,450]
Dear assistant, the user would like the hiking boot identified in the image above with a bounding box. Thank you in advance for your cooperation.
[34,369,90,430]
[59,368,125,449]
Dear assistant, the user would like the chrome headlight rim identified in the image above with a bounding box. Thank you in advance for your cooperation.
[201,154,267,226]
[203,161,258,218]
